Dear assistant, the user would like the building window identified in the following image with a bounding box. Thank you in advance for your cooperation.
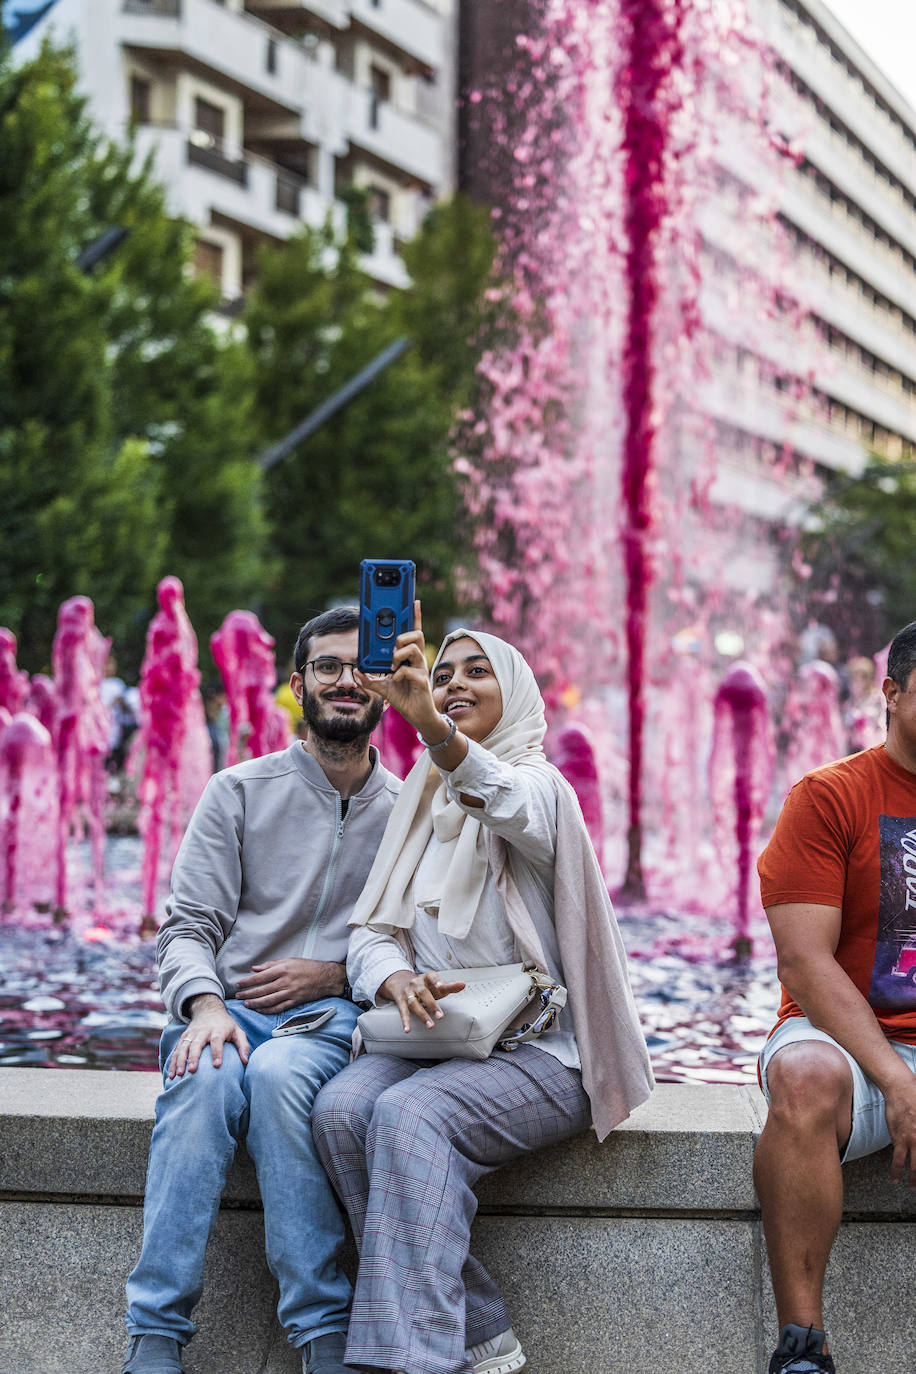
[130,74,152,124]
[276,172,300,216]
[266,38,277,75]
[367,185,390,222]
[369,65,390,130]
[194,239,224,290]
[193,97,226,153]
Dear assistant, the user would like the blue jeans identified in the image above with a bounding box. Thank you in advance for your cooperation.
[125,997,360,1348]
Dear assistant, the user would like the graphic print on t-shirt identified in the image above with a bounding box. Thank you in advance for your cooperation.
[870,815,916,1008]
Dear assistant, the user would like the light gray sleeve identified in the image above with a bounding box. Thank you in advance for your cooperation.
[156,772,244,1022]
[439,741,558,867]
[347,922,414,1006]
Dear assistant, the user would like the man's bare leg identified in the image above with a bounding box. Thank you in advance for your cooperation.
[753,1042,854,1335]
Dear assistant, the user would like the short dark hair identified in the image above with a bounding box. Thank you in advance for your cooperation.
[293,606,360,673]
[887,621,916,693]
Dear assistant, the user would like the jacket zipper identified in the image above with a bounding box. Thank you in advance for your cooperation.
[301,796,348,959]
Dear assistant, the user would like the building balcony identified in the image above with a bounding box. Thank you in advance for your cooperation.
[343,85,441,185]
[244,0,348,28]
[120,0,325,124]
[765,10,916,205]
[350,0,442,72]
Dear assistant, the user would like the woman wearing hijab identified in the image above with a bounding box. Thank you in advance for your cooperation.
[311,606,652,1374]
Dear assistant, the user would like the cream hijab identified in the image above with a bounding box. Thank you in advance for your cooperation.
[348,627,551,939]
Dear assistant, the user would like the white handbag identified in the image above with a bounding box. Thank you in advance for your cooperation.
[357,962,567,1062]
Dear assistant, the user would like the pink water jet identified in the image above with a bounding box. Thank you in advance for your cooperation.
[135,576,211,921]
[211,610,290,766]
[552,724,604,871]
[373,704,423,780]
[52,596,110,913]
[709,661,773,955]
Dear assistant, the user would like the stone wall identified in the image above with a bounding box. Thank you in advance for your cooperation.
[1,1069,913,1374]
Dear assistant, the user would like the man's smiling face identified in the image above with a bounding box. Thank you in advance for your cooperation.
[292,629,384,743]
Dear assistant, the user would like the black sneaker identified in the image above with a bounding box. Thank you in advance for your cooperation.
[769,1324,836,1373]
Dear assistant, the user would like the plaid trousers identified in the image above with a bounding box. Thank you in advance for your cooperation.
[311,1044,590,1374]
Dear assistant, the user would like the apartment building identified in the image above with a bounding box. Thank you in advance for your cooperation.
[11,0,457,299]
[458,0,916,544]
[705,0,916,528]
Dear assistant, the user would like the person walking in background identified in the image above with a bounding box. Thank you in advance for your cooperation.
[754,619,916,1373]
[122,607,400,1374]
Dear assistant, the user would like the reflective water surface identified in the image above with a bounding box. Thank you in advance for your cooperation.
[0,838,778,1082]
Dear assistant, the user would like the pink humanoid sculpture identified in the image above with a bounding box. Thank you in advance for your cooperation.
[0,629,29,717]
[0,713,56,913]
[780,658,845,797]
[52,596,111,913]
[136,576,211,921]
[25,674,58,744]
[211,610,290,765]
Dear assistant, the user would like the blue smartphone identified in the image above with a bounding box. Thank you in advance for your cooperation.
[358,559,416,673]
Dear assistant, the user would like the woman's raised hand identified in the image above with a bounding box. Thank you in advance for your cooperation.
[354,600,443,740]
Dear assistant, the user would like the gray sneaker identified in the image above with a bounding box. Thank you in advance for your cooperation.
[467,1328,526,1374]
[122,1335,183,1374]
[302,1331,351,1374]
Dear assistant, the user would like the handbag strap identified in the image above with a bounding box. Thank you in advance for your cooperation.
[497,971,568,1052]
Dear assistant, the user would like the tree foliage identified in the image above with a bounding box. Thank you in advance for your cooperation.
[0,34,265,673]
[245,196,496,648]
[801,455,916,651]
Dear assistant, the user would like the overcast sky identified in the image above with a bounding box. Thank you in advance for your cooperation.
[821,0,916,111]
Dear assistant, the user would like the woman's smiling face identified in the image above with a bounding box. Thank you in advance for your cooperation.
[431,637,503,743]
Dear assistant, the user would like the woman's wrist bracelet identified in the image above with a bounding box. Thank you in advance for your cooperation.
[417,714,457,753]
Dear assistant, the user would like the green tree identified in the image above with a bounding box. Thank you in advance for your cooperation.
[801,454,916,651]
[246,197,496,646]
[0,33,264,673]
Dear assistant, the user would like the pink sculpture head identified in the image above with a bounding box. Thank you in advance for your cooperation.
[157,575,185,613]
[57,595,94,633]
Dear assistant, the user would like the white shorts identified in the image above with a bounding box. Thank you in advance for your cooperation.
[758,1015,916,1163]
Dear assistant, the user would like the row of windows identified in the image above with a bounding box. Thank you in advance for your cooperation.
[778,0,916,160]
[780,220,916,343]
[795,158,916,281]
[778,63,916,222]
[817,322,916,397]
[705,331,915,459]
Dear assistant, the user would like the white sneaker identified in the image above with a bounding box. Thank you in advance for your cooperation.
[467,1328,526,1374]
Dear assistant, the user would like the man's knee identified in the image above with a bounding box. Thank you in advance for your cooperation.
[765,1042,854,1137]
[245,1037,342,1114]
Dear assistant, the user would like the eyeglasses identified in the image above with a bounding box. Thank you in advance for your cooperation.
[302,658,361,684]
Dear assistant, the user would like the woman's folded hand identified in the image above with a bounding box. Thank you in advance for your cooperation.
[379,968,467,1033]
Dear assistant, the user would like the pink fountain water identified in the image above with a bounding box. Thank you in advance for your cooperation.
[457,0,823,934]
[709,662,773,955]
[210,610,291,767]
[134,577,212,923]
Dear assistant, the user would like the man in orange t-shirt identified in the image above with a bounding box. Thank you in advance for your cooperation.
[754,619,916,1374]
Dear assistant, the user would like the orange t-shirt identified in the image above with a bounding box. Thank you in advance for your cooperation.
[758,745,916,1042]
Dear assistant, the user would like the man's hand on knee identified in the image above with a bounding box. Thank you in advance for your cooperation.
[883,1072,916,1185]
[168,993,251,1079]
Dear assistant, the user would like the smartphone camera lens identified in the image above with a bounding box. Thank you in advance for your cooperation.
[374,568,401,587]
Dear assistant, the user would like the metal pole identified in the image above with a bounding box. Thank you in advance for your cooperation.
[258,336,411,471]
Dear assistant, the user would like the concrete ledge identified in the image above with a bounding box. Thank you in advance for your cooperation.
[0,1069,913,1374]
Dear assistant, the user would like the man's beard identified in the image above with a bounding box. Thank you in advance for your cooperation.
[301,687,384,744]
